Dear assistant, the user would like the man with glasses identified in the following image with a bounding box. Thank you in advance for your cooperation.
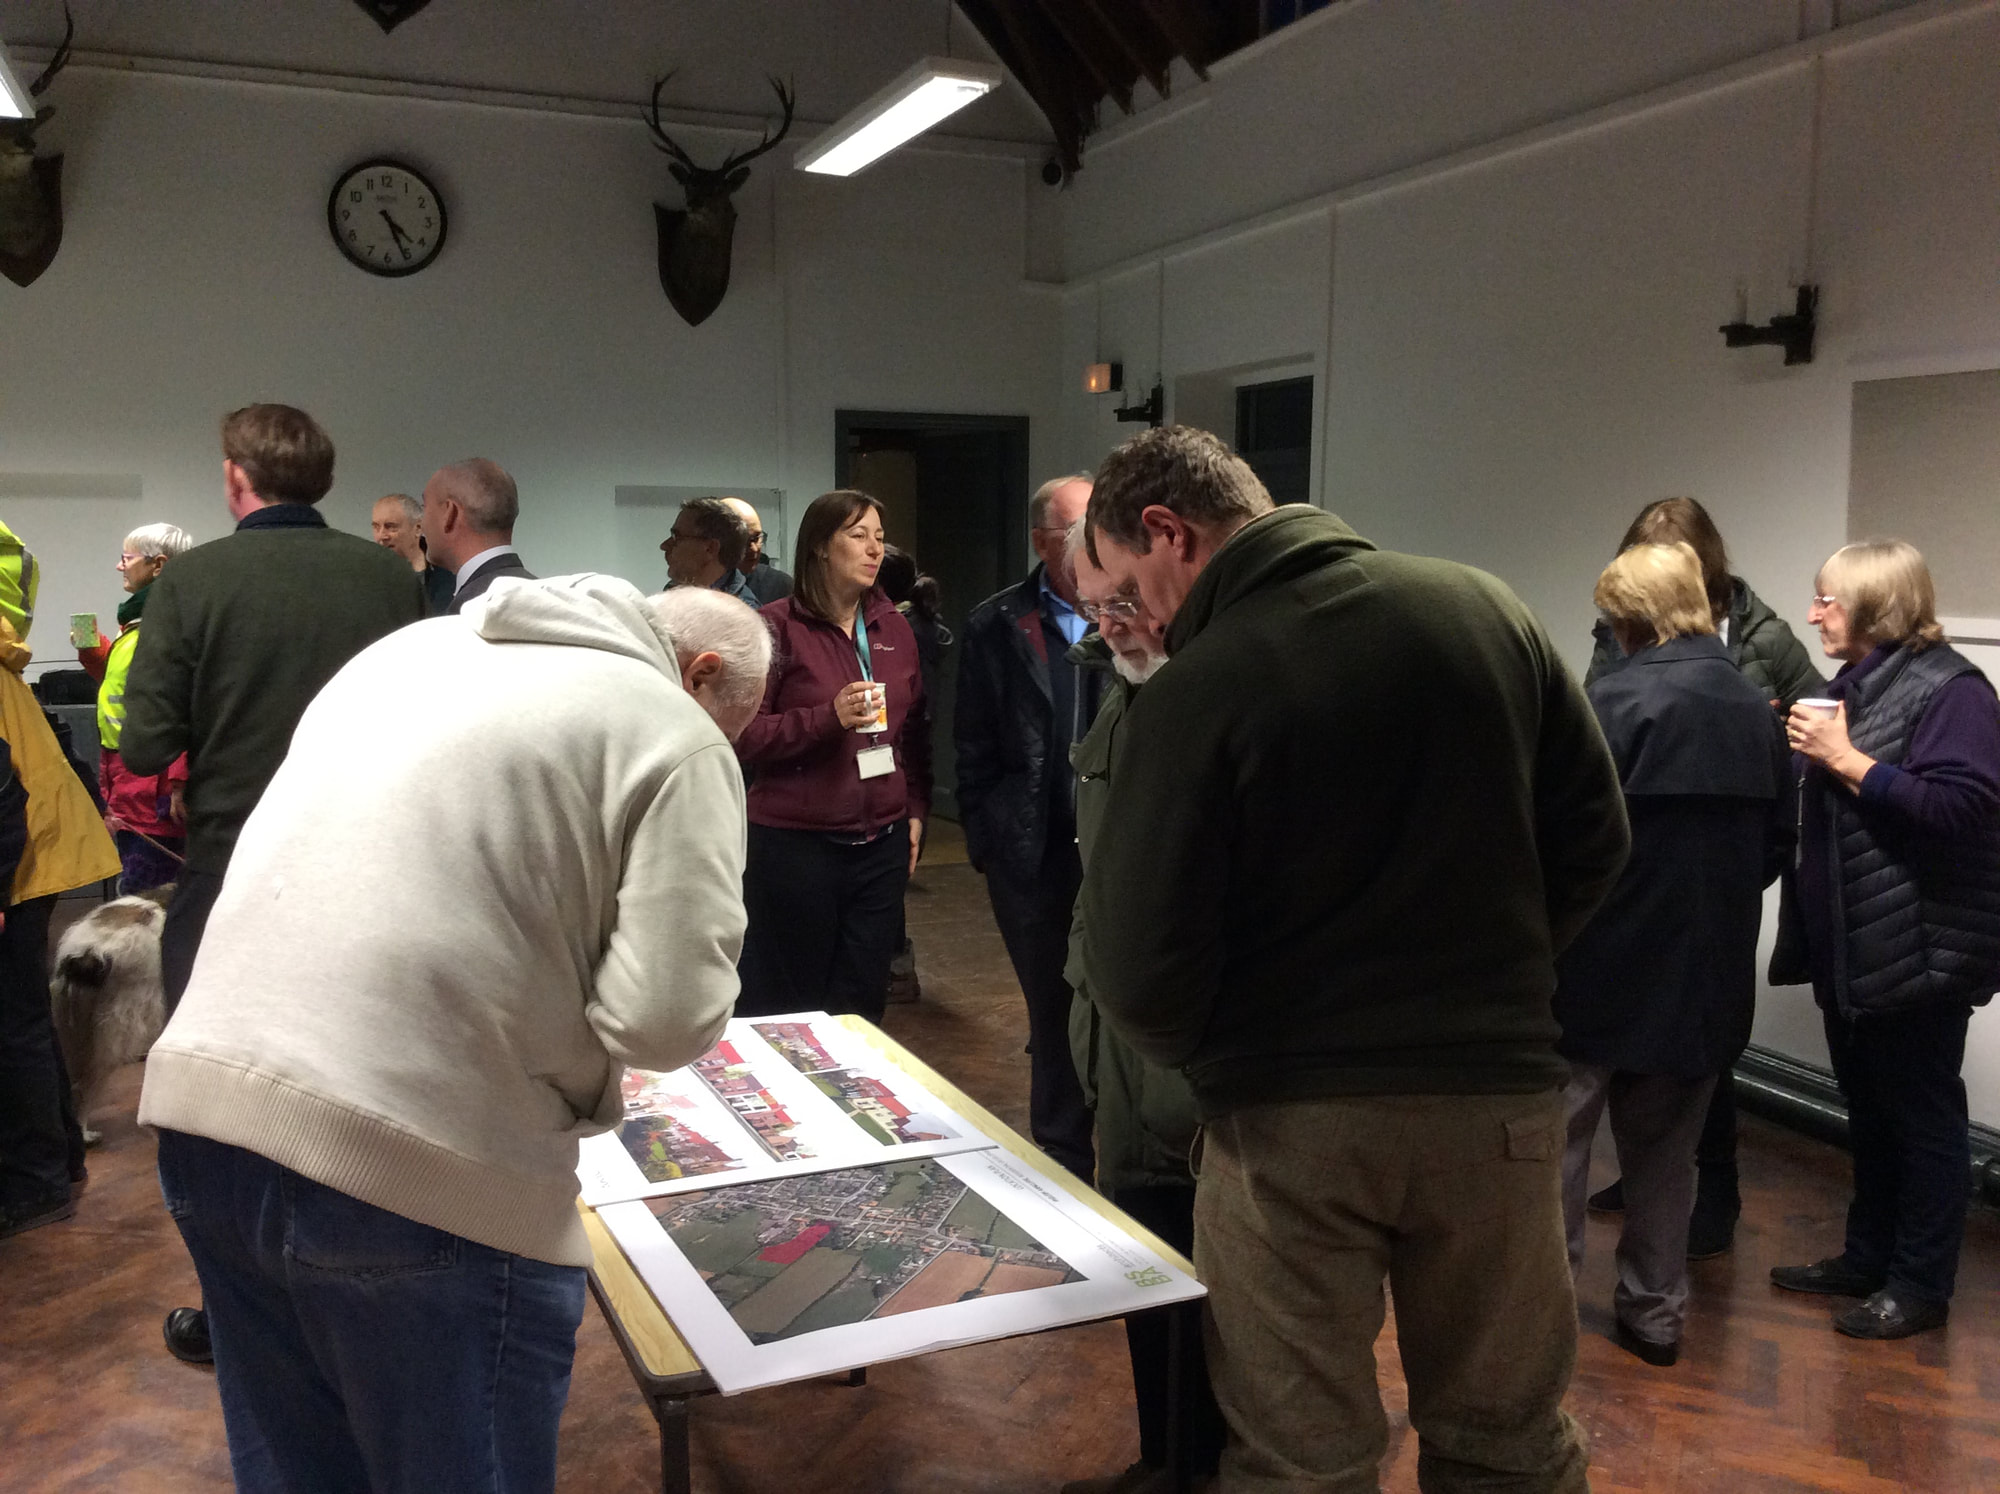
[1078,426,1628,1493]
[954,473,1100,1179]
[662,498,755,606]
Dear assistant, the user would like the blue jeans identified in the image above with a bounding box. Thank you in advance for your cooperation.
[157,1130,587,1494]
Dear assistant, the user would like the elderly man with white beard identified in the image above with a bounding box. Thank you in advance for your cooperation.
[138,577,771,1494]
[1059,522,1226,1494]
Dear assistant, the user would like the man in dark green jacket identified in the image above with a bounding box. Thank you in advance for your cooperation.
[1062,533,1223,1494]
[1080,427,1628,1494]
[122,403,425,1366]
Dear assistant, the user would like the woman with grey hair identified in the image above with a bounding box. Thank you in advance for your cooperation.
[1769,539,2000,1340]
[79,522,196,891]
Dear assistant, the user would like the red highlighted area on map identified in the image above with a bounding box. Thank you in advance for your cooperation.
[760,1223,833,1265]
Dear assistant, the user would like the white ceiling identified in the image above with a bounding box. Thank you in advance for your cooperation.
[0,0,1053,144]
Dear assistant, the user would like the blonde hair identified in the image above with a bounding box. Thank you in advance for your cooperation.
[1818,539,1945,652]
[1593,542,1716,641]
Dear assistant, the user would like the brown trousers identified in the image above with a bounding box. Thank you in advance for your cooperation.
[1195,1092,1591,1494]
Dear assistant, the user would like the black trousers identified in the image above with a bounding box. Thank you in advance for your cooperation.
[1113,1184,1227,1475]
[737,823,909,1025]
[985,839,1094,1179]
[161,868,227,1017]
[1693,1075,1738,1206]
[1824,1002,1974,1305]
[0,895,82,1205]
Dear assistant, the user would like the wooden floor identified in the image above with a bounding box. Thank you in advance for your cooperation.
[3,855,1998,1492]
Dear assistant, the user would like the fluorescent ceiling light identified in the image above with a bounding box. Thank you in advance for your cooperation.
[795,57,1003,177]
[0,45,37,120]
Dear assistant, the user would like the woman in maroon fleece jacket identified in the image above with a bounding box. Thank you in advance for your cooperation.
[735,491,932,1021]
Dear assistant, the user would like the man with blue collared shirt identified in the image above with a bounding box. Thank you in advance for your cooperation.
[663,498,758,606]
[954,474,1101,1179]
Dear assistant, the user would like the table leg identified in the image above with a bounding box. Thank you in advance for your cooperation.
[654,1394,693,1494]
[1165,1302,1199,1494]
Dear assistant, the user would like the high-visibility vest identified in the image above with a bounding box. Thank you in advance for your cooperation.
[99,624,140,751]
[0,521,39,642]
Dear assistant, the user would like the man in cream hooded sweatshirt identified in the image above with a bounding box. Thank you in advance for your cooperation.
[139,575,771,1494]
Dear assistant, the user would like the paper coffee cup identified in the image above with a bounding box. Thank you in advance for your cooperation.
[853,683,888,734]
[1796,697,1839,719]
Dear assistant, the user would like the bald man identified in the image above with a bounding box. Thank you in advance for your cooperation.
[373,493,455,615]
[419,460,536,614]
[723,496,792,605]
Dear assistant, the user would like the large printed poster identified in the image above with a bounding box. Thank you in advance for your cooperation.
[596,1148,1206,1393]
[577,1014,988,1206]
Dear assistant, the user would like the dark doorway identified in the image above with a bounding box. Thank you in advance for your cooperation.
[836,410,1032,821]
[1236,376,1314,507]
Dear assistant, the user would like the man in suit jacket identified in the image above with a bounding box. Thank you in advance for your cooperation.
[420,459,535,613]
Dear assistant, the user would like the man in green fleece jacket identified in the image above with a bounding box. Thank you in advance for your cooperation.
[1080,427,1629,1494]
[121,403,425,1365]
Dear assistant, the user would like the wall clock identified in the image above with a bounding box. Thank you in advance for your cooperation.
[327,158,447,277]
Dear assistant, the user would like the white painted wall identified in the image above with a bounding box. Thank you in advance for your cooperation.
[1057,0,2000,1121]
[0,61,1057,663]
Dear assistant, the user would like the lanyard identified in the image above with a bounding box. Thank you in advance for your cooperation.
[853,608,874,683]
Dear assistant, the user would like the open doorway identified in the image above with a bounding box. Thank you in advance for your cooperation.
[835,410,1032,821]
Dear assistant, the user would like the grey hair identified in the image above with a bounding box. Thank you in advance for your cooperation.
[643,587,775,717]
[1063,515,1091,569]
[124,523,195,559]
[1029,472,1095,532]
[435,458,519,535]
[376,492,422,522]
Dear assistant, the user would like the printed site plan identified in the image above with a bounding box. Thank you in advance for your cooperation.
[575,1013,989,1206]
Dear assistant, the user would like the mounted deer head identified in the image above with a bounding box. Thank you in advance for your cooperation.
[646,74,794,327]
[0,3,74,288]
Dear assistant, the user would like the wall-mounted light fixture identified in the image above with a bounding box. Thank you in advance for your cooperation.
[1114,384,1163,427]
[795,57,1004,177]
[0,40,37,119]
[1720,284,1818,366]
[1084,361,1122,394]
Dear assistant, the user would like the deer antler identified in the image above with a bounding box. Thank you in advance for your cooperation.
[716,77,796,175]
[643,74,701,172]
[30,3,75,99]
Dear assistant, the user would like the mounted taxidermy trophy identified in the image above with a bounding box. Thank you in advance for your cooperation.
[0,5,73,289]
[349,0,434,32]
[645,75,795,327]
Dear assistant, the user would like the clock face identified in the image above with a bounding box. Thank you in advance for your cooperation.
[327,159,447,277]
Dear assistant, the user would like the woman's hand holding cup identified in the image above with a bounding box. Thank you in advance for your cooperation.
[835,680,885,731]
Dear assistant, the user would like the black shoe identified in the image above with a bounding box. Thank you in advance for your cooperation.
[163,1307,213,1365]
[1770,1257,1884,1297]
[1586,1179,1624,1213]
[1614,1320,1680,1367]
[1834,1290,1948,1340]
[1685,1203,1737,1261]
[0,1190,75,1240]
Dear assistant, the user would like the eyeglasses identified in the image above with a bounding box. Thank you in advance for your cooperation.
[117,552,154,566]
[1810,594,1840,610]
[1078,596,1142,624]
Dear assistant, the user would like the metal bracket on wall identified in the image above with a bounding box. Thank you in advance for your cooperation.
[1114,383,1163,427]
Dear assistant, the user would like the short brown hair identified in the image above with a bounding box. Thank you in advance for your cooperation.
[1086,425,1273,560]
[1617,497,1730,627]
[792,490,883,623]
[678,497,749,572]
[220,404,335,505]
[1819,539,1946,652]
[1594,542,1716,642]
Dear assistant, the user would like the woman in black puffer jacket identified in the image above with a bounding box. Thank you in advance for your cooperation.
[1767,539,2000,1341]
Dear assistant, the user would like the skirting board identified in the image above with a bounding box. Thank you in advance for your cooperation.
[1733,1044,2000,1207]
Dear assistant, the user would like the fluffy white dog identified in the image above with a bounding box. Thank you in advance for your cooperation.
[51,893,169,1145]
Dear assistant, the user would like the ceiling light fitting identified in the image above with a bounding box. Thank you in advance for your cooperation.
[0,46,36,119]
[794,57,1002,177]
